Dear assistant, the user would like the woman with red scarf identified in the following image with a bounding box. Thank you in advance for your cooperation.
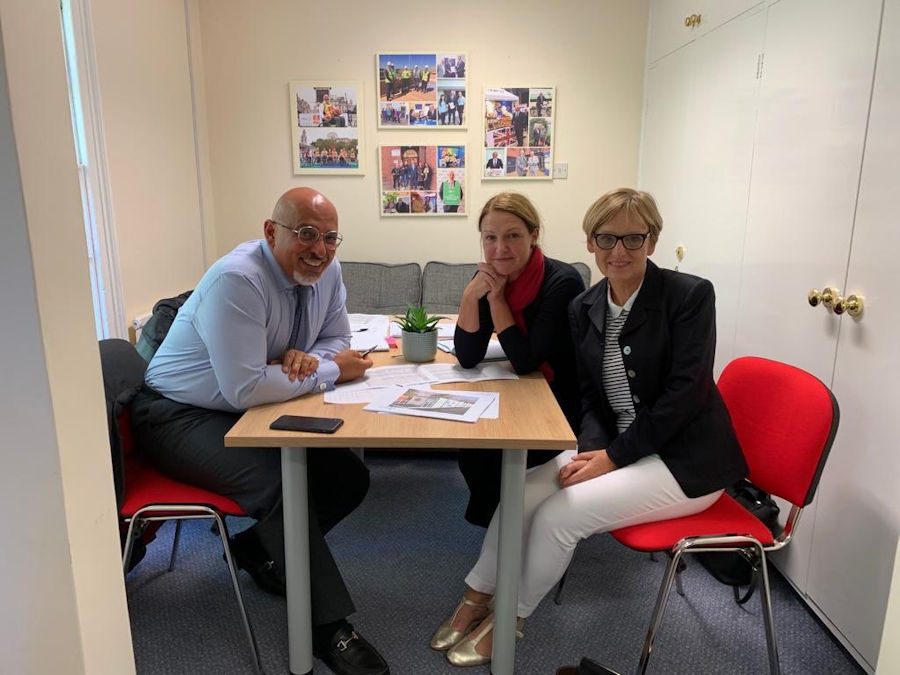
[430,193,584,665]
[453,193,585,529]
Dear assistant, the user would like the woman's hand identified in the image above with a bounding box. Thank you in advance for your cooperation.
[558,449,618,488]
[463,267,492,301]
[270,349,319,382]
[476,262,508,303]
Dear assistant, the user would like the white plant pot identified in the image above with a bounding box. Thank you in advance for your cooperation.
[401,329,438,362]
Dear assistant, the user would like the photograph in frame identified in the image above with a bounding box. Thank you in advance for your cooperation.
[482,86,555,180]
[290,80,363,175]
[379,145,465,216]
[377,53,467,129]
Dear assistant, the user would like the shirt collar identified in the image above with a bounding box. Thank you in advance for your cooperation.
[607,280,643,318]
[260,239,297,293]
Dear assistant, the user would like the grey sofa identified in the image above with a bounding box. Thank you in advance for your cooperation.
[341,260,591,315]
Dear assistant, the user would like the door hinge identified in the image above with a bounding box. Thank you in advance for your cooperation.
[756,53,765,79]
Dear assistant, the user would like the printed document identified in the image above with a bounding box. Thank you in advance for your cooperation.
[365,387,498,423]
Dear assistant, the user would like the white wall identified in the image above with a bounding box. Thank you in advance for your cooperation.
[90,0,206,323]
[0,1,134,672]
[194,0,649,272]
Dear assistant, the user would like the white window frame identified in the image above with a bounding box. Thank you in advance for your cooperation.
[60,0,126,339]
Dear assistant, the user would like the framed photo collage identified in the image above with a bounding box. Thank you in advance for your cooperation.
[288,54,556,215]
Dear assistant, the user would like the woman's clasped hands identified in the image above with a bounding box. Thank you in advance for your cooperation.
[558,449,618,488]
[474,262,508,302]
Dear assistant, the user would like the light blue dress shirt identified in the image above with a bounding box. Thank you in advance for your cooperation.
[145,239,351,413]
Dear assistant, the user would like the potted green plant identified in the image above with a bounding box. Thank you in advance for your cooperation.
[394,304,445,362]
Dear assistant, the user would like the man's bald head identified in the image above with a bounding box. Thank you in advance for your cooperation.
[265,187,339,285]
[272,187,338,228]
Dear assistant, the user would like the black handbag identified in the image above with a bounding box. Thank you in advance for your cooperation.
[695,480,781,604]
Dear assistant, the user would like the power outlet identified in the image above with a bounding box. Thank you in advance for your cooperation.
[552,163,568,179]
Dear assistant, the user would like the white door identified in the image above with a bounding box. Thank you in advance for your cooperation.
[732,0,882,591]
[805,0,900,668]
[641,7,766,372]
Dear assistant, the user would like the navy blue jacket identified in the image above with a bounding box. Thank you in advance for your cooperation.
[568,260,747,497]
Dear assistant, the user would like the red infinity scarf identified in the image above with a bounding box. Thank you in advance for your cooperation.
[504,246,554,382]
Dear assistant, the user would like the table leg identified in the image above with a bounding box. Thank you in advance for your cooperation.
[282,446,313,675]
[492,449,527,675]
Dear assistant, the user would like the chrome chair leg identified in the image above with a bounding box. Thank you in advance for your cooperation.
[637,551,682,675]
[216,513,263,675]
[122,518,142,573]
[756,547,781,675]
[168,520,183,572]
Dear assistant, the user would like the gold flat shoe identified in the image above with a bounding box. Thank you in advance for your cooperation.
[430,596,491,651]
[445,615,524,667]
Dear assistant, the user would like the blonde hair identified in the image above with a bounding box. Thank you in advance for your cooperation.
[582,188,663,241]
[478,192,541,236]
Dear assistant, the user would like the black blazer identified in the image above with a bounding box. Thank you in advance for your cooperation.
[568,260,747,497]
[456,256,585,433]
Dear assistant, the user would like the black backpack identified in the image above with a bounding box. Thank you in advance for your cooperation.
[695,480,781,604]
[135,290,192,361]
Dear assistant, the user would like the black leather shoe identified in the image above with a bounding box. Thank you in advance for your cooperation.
[227,529,286,597]
[316,625,389,675]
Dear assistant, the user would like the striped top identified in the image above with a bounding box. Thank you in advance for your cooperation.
[602,307,636,433]
[602,283,642,434]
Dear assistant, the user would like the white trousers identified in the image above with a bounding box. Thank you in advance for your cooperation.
[464,450,722,618]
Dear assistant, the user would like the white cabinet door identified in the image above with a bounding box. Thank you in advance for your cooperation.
[648,0,762,63]
[648,0,704,62]
[696,0,764,38]
[806,0,900,668]
[734,0,882,592]
[641,7,765,373]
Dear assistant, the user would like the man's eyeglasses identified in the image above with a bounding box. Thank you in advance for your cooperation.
[592,232,651,251]
[272,220,343,249]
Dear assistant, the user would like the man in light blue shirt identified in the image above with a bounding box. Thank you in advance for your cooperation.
[133,187,389,675]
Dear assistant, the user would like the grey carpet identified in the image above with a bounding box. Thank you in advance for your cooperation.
[127,453,864,675]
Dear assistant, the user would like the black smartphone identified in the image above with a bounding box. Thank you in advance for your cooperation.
[269,415,344,434]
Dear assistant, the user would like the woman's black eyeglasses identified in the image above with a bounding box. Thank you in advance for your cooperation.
[592,232,651,251]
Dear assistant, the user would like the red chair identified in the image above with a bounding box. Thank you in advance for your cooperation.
[609,356,839,675]
[101,339,262,674]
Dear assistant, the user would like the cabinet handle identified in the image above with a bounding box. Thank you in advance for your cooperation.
[834,294,864,317]
[684,13,702,28]
[808,287,839,309]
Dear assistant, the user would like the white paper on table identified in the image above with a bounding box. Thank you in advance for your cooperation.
[361,364,435,388]
[324,383,402,404]
[365,387,498,423]
[417,362,519,385]
[349,314,390,351]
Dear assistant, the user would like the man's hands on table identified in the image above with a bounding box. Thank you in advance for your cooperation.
[335,348,374,383]
[271,349,319,382]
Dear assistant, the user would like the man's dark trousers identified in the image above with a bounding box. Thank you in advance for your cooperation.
[131,385,368,625]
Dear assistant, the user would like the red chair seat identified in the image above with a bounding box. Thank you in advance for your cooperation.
[120,454,247,518]
[611,492,776,551]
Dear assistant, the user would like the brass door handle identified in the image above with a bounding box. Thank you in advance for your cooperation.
[684,13,702,27]
[834,294,864,317]
[808,287,838,309]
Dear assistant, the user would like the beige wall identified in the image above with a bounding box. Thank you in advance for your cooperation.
[0,1,134,672]
[195,0,648,274]
[91,0,206,323]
